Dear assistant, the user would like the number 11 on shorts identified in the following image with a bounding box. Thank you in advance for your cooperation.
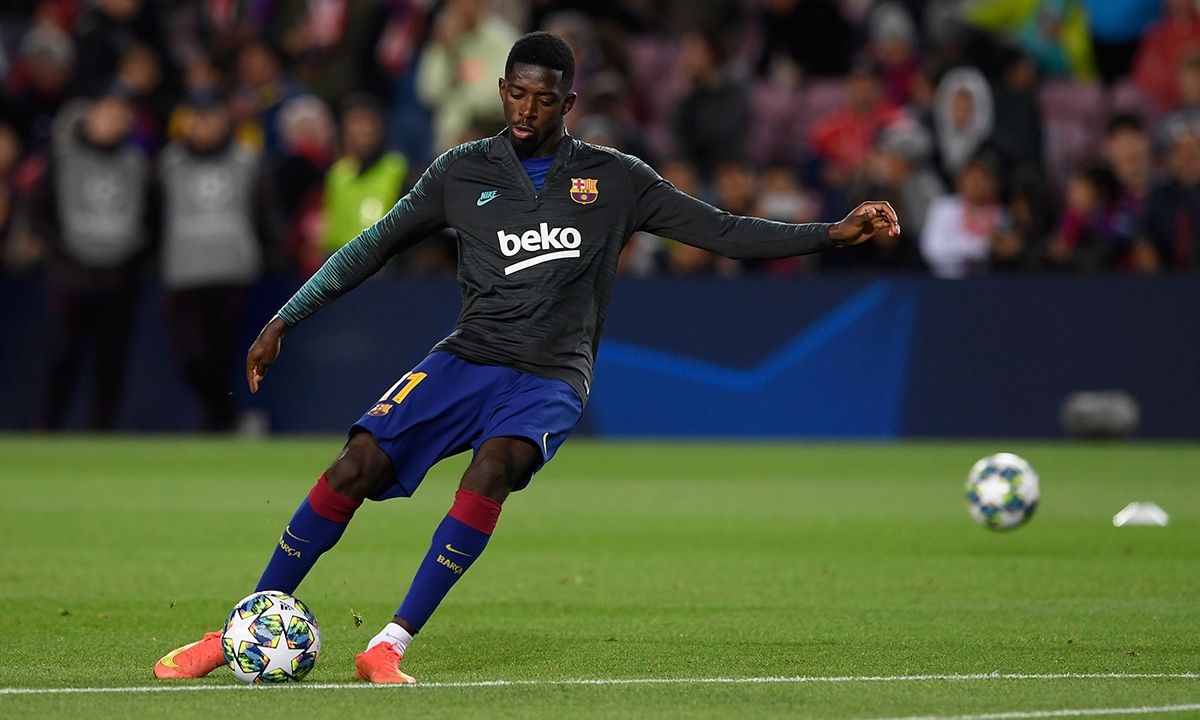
[381,372,428,405]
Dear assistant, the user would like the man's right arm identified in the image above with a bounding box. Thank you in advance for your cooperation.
[246,148,457,392]
[275,150,455,328]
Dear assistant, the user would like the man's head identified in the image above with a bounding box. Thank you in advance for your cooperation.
[85,86,134,146]
[1103,112,1149,190]
[340,93,385,160]
[847,56,882,114]
[1178,49,1200,105]
[500,32,576,152]
[957,151,1000,206]
[1166,120,1200,185]
[186,91,231,151]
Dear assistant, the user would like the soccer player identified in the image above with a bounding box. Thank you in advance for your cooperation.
[153,32,899,683]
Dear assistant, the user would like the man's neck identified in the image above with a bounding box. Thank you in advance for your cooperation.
[513,127,565,159]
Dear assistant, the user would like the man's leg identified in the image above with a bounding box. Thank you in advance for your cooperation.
[254,431,394,593]
[356,437,540,684]
[89,275,138,431]
[38,285,90,431]
[154,432,393,679]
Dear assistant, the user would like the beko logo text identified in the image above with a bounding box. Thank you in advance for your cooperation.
[496,224,582,275]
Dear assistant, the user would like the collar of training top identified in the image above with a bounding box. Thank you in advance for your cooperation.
[488,128,578,167]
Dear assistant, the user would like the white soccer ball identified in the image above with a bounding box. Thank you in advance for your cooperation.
[221,591,321,683]
[965,452,1040,531]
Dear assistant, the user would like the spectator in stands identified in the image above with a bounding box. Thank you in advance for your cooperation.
[321,94,410,258]
[71,0,173,100]
[34,85,150,430]
[1163,50,1200,133]
[1103,113,1152,222]
[755,0,853,84]
[158,91,276,431]
[1134,0,1200,112]
[1047,160,1130,272]
[575,71,649,160]
[838,119,941,270]
[114,44,167,153]
[1139,118,1200,272]
[166,52,227,144]
[230,37,307,158]
[868,2,921,107]
[920,151,1007,278]
[274,95,335,277]
[671,30,750,181]
[542,11,605,99]
[4,22,74,155]
[273,0,395,105]
[808,58,901,197]
[990,48,1044,174]
[991,168,1057,271]
[933,66,994,183]
[416,0,519,152]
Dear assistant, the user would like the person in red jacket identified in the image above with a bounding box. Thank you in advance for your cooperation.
[1134,0,1200,112]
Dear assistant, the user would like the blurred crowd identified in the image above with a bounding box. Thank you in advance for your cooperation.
[3,0,1200,430]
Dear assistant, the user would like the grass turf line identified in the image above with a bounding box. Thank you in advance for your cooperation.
[0,438,1197,719]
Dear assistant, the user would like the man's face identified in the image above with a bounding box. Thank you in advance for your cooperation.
[959,164,996,205]
[951,89,976,131]
[86,97,133,145]
[499,63,575,151]
[1172,131,1200,184]
[343,108,382,159]
[847,73,879,113]
[188,107,230,149]
[1104,128,1148,180]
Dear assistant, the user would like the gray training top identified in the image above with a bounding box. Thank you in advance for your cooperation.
[277,131,837,402]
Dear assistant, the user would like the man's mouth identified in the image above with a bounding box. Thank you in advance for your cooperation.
[511,125,534,141]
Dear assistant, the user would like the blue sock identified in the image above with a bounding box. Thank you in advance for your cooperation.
[396,490,501,632]
[255,475,361,594]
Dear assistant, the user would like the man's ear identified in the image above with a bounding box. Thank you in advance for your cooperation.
[561,92,577,116]
[498,77,506,99]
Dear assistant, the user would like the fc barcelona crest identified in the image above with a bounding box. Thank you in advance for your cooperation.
[570,178,599,205]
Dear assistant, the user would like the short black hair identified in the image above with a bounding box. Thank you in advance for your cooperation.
[1105,112,1146,137]
[340,92,385,120]
[505,31,575,91]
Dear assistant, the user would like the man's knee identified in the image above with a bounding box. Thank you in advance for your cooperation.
[325,431,393,501]
[460,438,540,502]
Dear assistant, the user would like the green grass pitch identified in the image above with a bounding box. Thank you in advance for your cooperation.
[1,437,1198,719]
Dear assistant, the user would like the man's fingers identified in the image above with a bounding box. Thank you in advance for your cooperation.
[860,202,900,226]
[246,357,268,394]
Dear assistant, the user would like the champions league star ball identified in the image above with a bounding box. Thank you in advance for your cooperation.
[222,591,321,683]
[965,453,1040,531]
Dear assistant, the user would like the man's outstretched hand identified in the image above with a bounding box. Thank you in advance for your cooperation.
[246,316,288,394]
[829,201,901,246]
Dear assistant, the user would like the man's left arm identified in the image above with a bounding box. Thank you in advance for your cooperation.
[626,156,899,258]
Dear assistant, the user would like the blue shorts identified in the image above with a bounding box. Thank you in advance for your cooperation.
[351,351,584,500]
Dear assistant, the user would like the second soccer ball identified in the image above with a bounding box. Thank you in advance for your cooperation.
[965,452,1040,531]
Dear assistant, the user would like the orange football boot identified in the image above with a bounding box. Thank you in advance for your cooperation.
[153,631,225,679]
[355,642,416,684]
